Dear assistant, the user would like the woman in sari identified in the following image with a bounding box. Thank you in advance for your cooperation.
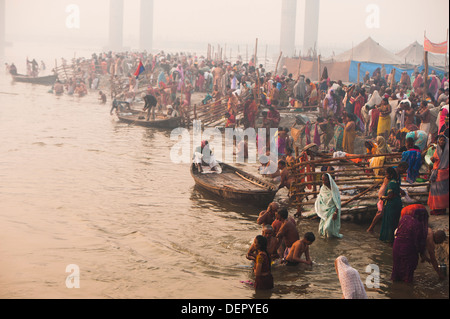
[253,235,274,290]
[428,135,449,215]
[401,137,423,183]
[379,167,403,243]
[370,136,391,177]
[315,174,343,238]
[377,96,392,139]
[335,256,368,299]
[343,113,356,154]
[391,204,429,283]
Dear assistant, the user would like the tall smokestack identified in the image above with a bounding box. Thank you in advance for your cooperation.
[0,0,5,56]
[303,0,320,56]
[109,0,124,51]
[280,0,297,57]
[140,0,154,52]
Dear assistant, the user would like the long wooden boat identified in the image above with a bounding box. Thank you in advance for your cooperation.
[190,162,278,205]
[12,74,58,86]
[117,110,182,129]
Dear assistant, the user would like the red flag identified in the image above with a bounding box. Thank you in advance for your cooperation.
[134,60,145,79]
[424,36,448,55]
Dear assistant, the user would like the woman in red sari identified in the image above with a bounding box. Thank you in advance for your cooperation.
[253,235,274,290]
[391,204,429,283]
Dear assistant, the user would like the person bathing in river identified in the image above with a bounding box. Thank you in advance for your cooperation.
[252,235,274,290]
[275,208,300,260]
[247,225,280,263]
[257,202,280,226]
[315,173,343,239]
[284,232,315,266]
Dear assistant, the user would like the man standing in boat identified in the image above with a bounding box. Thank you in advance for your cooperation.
[142,93,158,121]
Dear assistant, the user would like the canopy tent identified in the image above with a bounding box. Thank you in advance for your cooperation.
[396,41,447,67]
[331,37,404,65]
[282,58,351,82]
[282,37,448,84]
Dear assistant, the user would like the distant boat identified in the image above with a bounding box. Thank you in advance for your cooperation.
[116,109,182,129]
[190,162,278,206]
[12,74,57,86]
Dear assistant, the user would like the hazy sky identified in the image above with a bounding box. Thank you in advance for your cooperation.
[4,0,450,56]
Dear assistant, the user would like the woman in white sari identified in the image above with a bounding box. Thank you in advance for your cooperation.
[315,174,343,238]
[335,256,368,299]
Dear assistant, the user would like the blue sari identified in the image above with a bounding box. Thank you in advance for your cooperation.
[401,148,422,183]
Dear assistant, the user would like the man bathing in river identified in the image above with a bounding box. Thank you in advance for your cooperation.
[275,208,299,259]
[257,202,279,226]
[284,232,316,266]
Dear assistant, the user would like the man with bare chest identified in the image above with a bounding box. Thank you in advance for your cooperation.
[275,208,300,259]
[285,232,316,266]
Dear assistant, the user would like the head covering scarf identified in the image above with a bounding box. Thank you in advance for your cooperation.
[335,256,368,299]
[375,136,390,154]
[367,90,382,107]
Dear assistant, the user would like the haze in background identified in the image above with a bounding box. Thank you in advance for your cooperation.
[3,0,449,59]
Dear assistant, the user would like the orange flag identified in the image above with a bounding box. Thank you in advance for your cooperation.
[424,36,448,55]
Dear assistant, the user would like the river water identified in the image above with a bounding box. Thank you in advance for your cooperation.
[0,63,448,300]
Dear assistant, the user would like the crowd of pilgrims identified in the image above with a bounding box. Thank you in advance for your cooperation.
[7,50,449,297]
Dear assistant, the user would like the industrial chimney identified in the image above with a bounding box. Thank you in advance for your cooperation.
[108,0,124,51]
[140,0,154,52]
[280,0,297,58]
[0,0,5,56]
[303,0,320,57]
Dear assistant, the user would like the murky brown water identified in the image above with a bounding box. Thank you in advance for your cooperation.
[0,68,448,299]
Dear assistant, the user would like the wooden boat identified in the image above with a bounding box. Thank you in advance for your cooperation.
[190,162,278,205]
[117,110,182,129]
[12,74,58,86]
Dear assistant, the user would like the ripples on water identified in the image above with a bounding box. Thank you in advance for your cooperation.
[0,73,448,299]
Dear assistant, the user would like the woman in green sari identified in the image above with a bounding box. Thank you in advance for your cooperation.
[315,173,343,238]
[379,167,403,243]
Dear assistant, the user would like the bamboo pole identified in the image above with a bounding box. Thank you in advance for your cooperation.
[423,51,429,100]
[292,153,402,167]
[341,181,383,208]
[274,51,282,76]
[357,63,361,84]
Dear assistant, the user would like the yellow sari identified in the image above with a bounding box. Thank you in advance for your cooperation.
[370,136,391,177]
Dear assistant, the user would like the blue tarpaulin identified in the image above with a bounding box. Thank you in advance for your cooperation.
[349,61,446,83]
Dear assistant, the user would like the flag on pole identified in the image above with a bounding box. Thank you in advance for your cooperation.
[424,36,448,55]
[134,60,145,79]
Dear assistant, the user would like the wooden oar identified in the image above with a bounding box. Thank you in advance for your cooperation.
[235,171,267,189]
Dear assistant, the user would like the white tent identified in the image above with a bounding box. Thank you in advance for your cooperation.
[396,41,447,67]
[332,37,404,65]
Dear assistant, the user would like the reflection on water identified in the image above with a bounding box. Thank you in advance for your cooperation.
[0,73,448,299]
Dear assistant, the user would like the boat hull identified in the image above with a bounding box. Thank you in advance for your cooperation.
[190,163,278,205]
[117,112,182,129]
[12,74,57,86]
